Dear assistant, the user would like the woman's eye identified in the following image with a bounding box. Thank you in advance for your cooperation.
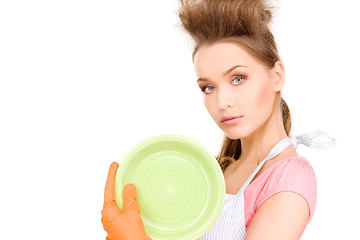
[202,85,215,93]
[232,76,245,85]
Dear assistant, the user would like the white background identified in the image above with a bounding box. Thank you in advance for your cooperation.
[0,0,359,239]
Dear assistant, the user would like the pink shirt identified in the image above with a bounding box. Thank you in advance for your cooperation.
[244,156,317,231]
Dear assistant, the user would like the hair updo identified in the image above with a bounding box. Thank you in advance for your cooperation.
[177,0,292,172]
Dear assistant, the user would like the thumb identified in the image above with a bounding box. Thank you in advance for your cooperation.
[123,183,140,214]
[103,162,119,209]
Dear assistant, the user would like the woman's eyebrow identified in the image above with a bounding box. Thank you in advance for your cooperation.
[197,64,247,82]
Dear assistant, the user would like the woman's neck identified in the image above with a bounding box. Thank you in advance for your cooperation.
[238,109,288,164]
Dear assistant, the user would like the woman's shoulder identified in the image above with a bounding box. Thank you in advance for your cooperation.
[269,155,315,174]
[244,155,318,227]
[246,155,317,199]
[257,155,317,188]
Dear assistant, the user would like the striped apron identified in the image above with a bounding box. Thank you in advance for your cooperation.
[198,131,336,239]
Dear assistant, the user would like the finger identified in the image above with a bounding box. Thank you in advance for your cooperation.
[123,183,140,214]
[106,234,115,240]
[103,162,119,208]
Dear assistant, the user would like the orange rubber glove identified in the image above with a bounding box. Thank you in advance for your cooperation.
[101,162,151,240]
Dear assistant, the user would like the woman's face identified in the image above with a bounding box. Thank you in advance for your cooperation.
[194,41,284,140]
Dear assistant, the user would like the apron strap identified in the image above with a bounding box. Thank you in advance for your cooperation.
[290,130,337,149]
[237,130,337,195]
[238,137,294,194]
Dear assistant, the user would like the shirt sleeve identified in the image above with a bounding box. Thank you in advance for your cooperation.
[254,157,317,223]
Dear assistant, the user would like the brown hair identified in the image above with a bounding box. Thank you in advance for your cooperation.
[177,0,292,172]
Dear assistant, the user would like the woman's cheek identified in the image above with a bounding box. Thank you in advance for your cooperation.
[256,82,275,119]
[243,80,271,123]
[204,97,217,121]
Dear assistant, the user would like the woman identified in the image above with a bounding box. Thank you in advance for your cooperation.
[101,0,336,239]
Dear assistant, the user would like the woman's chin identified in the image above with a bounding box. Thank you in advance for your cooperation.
[224,131,247,140]
[218,123,252,140]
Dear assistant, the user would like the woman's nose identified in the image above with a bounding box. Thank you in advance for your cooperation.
[216,87,233,110]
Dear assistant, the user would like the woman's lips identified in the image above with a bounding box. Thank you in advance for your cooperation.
[221,116,243,126]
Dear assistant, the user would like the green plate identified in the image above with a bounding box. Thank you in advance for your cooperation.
[115,134,225,240]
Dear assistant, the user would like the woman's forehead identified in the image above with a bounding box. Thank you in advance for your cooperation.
[194,42,262,77]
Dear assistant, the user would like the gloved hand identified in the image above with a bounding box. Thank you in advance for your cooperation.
[101,162,151,240]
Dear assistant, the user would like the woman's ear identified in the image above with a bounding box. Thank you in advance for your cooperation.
[271,61,285,92]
